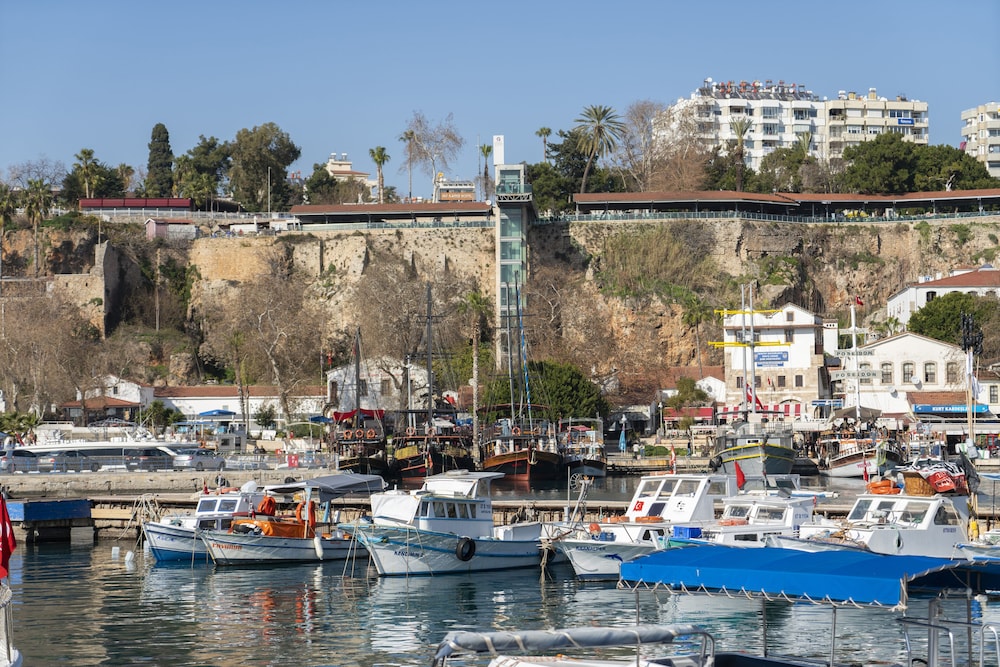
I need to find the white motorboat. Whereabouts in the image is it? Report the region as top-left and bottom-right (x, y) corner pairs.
(549, 473), (737, 581)
(201, 473), (384, 565)
(680, 494), (817, 547)
(142, 482), (266, 562)
(343, 470), (547, 576)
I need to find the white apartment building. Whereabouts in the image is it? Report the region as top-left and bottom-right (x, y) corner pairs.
(886, 264), (1000, 328)
(660, 78), (929, 172)
(961, 102), (1000, 179)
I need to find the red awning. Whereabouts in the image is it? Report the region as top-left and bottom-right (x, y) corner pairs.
(662, 407), (715, 421)
(716, 403), (806, 419)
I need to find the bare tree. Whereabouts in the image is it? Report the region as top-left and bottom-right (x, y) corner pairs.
(399, 112), (465, 196)
(649, 104), (711, 191)
(610, 100), (668, 191)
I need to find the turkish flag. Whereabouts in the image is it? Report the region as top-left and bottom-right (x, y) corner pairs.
(734, 460), (746, 490)
(855, 296), (864, 306)
(0, 495), (16, 578)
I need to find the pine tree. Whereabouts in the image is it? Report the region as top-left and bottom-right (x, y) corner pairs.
(146, 123), (174, 198)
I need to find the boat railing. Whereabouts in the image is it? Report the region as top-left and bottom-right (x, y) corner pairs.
(0, 583), (13, 666)
(898, 613), (1000, 667)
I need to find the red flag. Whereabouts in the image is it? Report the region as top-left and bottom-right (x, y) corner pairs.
(0, 495), (16, 578)
(862, 458), (870, 483)
(734, 460), (746, 490)
(855, 296), (864, 306)
(745, 383), (763, 410)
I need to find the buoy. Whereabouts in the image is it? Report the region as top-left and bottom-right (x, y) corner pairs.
(313, 535), (325, 560)
(111, 546), (121, 559)
(125, 551), (135, 562)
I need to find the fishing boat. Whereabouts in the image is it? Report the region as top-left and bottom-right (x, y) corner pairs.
(201, 473), (384, 564)
(142, 481), (266, 562)
(768, 460), (974, 557)
(327, 329), (395, 479)
(817, 432), (907, 478)
(618, 543), (1000, 667)
(548, 473), (737, 581)
(709, 418), (796, 477)
(479, 418), (563, 481)
(674, 493), (817, 547)
(343, 470), (547, 576)
(558, 419), (606, 478)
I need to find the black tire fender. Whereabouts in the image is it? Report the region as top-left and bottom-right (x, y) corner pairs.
(455, 536), (476, 561)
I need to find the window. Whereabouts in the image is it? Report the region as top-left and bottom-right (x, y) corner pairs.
(923, 362), (936, 384)
(991, 385), (998, 403)
(881, 363), (893, 385)
(902, 362), (915, 383)
(380, 379), (391, 395)
(786, 311), (794, 322)
(358, 379), (368, 397)
(754, 376), (761, 388)
(794, 375), (803, 388)
(946, 362), (959, 384)
(860, 362), (872, 385)
(777, 376), (786, 388)
(784, 328), (794, 343)
(736, 376), (744, 388)
(926, 291), (936, 303)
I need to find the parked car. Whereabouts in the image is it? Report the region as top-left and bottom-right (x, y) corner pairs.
(172, 448), (226, 471)
(37, 450), (101, 473)
(0, 448), (38, 472)
(125, 447), (174, 471)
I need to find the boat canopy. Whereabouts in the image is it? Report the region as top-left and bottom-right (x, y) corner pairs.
(432, 623), (703, 664)
(264, 473), (385, 503)
(618, 543), (1000, 610)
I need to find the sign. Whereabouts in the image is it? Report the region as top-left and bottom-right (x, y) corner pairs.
(835, 349), (874, 356)
(897, 118), (914, 125)
(811, 399), (844, 407)
(754, 351), (788, 367)
(830, 369), (879, 380)
(913, 404), (989, 414)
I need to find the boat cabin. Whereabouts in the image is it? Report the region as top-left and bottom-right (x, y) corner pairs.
(624, 474), (736, 522)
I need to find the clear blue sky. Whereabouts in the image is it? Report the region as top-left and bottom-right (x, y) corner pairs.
(2, 0), (997, 200)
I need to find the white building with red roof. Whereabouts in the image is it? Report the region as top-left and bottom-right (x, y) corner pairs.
(887, 264), (1000, 327)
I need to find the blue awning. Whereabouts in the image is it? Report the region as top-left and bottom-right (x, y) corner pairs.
(198, 409), (237, 417)
(618, 544), (1000, 609)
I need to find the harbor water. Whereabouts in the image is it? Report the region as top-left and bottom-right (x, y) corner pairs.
(10, 474), (1000, 666)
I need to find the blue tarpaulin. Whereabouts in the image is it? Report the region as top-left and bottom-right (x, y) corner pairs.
(619, 544), (1000, 608)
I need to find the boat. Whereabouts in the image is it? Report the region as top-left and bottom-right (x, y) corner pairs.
(549, 473), (737, 581)
(432, 623), (745, 667)
(201, 473), (385, 564)
(768, 459), (973, 557)
(817, 432), (907, 478)
(342, 470), (548, 576)
(558, 419), (606, 478)
(142, 481), (266, 562)
(392, 285), (476, 479)
(0, 496), (22, 667)
(479, 418), (563, 481)
(708, 418), (796, 477)
(618, 543), (1000, 667)
(327, 329), (395, 479)
(674, 493), (818, 547)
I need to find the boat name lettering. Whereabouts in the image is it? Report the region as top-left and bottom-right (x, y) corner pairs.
(214, 543), (243, 550)
(393, 549), (424, 558)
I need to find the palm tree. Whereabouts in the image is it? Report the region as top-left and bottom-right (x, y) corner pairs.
(24, 179), (50, 278)
(573, 105), (625, 194)
(369, 146), (390, 204)
(479, 143), (493, 200)
(729, 117), (752, 192)
(457, 289), (492, 460)
(399, 130), (416, 202)
(74, 148), (97, 199)
(681, 294), (712, 379)
(0, 183), (15, 289)
(116, 163), (135, 194)
(535, 127), (551, 162)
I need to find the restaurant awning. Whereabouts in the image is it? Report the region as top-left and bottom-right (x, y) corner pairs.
(716, 403), (807, 420)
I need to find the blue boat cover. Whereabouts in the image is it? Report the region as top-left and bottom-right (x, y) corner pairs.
(618, 544), (1000, 608)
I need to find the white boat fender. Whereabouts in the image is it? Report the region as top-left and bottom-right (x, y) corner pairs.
(124, 551), (135, 562)
(456, 537), (476, 561)
(314, 535), (325, 560)
(111, 546), (121, 559)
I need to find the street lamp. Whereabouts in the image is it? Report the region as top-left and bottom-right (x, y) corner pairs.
(658, 402), (664, 437)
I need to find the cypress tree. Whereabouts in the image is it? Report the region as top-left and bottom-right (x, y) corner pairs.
(146, 123), (174, 197)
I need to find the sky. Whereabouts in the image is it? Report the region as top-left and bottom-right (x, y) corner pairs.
(2, 1), (998, 200)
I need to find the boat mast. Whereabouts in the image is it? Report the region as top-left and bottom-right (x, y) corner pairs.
(353, 327), (362, 429)
(426, 283), (434, 435)
(516, 281), (534, 428)
(504, 282), (516, 425)
(850, 302), (861, 434)
(748, 284), (757, 416)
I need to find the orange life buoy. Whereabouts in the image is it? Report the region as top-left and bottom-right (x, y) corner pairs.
(512, 427), (521, 436)
(406, 427), (416, 436)
(634, 516), (662, 523)
(589, 522), (601, 534)
(870, 484), (901, 495)
(366, 429), (376, 439)
(295, 502), (305, 522)
(295, 501), (317, 524)
(607, 516), (622, 523)
(355, 429), (365, 439)
(256, 496), (277, 515)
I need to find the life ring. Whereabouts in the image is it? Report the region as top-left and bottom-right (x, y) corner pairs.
(366, 429), (376, 439)
(355, 429), (365, 439)
(256, 497), (277, 515)
(406, 427), (416, 436)
(588, 522), (601, 534)
(607, 516), (622, 523)
(719, 518), (749, 526)
(295, 501), (317, 525)
(511, 427), (521, 436)
(634, 516), (662, 523)
(455, 536), (476, 561)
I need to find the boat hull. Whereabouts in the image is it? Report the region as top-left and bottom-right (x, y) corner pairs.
(481, 450), (563, 481)
(717, 443), (795, 477)
(555, 538), (657, 581)
(349, 525), (543, 576)
(144, 521), (208, 562)
(202, 530), (359, 564)
(566, 458), (607, 478)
